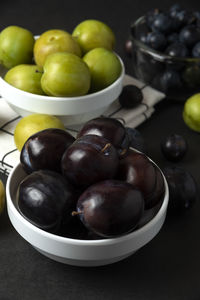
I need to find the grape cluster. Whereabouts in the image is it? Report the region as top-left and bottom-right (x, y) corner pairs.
(131, 4), (200, 100)
(138, 4), (200, 57)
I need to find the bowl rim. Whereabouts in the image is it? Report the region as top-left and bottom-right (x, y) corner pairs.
(130, 15), (200, 63)
(0, 54), (125, 102)
(6, 160), (169, 247)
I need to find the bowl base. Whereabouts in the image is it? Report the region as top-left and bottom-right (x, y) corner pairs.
(34, 246), (136, 267)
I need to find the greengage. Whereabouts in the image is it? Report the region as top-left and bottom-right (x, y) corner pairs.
(0, 25), (34, 69)
(34, 29), (82, 67)
(41, 52), (91, 96)
(72, 19), (115, 54)
(4, 64), (44, 95)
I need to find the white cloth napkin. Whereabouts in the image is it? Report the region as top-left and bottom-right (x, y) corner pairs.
(0, 74), (165, 175)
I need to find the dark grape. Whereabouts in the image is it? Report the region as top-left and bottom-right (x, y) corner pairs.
(146, 31), (167, 51)
(145, 8), (161, 28)
(165, 42), (189, 57)
(179, 25), (200, 48)
(151, 13), (173, 34)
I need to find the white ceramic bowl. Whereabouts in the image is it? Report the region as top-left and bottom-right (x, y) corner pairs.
(6, 162), (169, 267)
(0, 56), (125, 127)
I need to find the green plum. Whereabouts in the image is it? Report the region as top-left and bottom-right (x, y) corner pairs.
(72, 19), (115, 54)
(34, 29), (82, 67)
(4, 64), (45, 95)
(83, 47), (122, 92)
(0, 25), (34, 69)
(183, 93), (200, 132)
(14, 113), (65, 151)
(41, 52), (91, 97)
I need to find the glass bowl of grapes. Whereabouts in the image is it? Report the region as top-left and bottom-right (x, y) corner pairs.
(130, 4), (200, 101)
(6, 116), (169, 267)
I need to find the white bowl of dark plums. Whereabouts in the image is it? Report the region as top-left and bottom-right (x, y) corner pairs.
(6, 117), (169, 267)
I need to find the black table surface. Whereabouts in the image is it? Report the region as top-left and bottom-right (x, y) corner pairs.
(1, 0), (200, 299)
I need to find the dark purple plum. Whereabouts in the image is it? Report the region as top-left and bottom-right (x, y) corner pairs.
(119, 85), (143, 109)
(116, 148), (161, 209)
(77, 117), (130, 156)
(161, 133), (188, 162)
(17, 170), (77, 231)
(20, 128), (75, 174)
(73, 179), (144, 238)
(61, 134), (119, 187)
(162, 166), (198, 214)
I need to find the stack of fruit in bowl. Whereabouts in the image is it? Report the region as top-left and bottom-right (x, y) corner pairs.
(130, 4), (200, 101)
(6, 116), (168, 266)
(0, 20), (124, 126)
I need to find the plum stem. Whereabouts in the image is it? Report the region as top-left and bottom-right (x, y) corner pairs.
(71, 210), (83, 216)
(101, 143), (111, 153)
(120, 148), (127, 156)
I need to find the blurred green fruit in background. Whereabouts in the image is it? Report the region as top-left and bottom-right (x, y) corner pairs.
(183, 93), (200, 132)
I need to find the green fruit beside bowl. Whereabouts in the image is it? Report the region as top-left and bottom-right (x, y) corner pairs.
(183, 93), (200, 132)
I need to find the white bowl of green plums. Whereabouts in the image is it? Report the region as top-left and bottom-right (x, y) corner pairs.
(0, 21), (124, 126)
